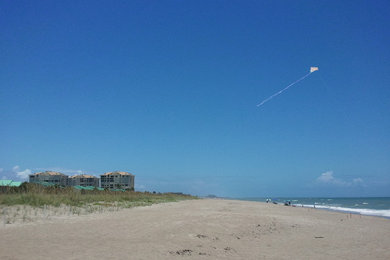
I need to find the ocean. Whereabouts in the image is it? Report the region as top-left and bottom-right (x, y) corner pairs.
(238, 197), (390, 218)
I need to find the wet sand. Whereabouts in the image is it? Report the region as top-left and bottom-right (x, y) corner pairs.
(1, 199), (389, 259)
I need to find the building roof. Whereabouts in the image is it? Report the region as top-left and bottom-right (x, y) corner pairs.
(0, 180), (13, 186)
(101, 171), (134, 176)
(9, 181), (22, 187)
(70, 174), (98, 179)
(30, 171), (67, 176)
(0, 180), (22, 187)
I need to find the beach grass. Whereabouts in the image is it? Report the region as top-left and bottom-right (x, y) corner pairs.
(0, 183), (196, 208)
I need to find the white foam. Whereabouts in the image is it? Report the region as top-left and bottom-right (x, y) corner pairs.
(296, 204), (390, 218)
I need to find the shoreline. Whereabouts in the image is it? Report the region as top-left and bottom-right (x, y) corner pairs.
(229, 197), (390, 219)
(1, 199), (389, 259)
(299, 205), (390, 219)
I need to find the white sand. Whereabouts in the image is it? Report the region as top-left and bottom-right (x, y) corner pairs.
(1, 199), (389, 259)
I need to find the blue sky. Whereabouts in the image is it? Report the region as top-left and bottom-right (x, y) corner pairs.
(1, 0), (389, 197)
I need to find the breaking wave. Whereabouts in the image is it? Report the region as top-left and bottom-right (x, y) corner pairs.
(297, 204), (390, 218)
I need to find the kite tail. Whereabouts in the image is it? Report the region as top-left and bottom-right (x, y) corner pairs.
(256, 71), (313, 107)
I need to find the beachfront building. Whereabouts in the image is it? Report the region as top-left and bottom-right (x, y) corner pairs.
(100, 171), (135, 190)
(29, 171), (69, 186)
(69, 174), (99, 187)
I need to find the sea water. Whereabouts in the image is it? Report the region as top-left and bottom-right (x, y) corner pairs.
(239, 197), (390, 218)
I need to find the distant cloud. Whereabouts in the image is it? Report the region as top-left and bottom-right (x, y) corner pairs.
(352, 178), (364, 185)
(317, 171), (336, 183)
(316, 171), (364, 187)
(0, 167), (11, 179)
(1, 169), (6, 180)
(1, 166), (90, 181)
(12, 165), (32, 180)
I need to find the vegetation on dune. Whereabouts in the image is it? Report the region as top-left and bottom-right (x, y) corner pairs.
(0, 183), (196, 208)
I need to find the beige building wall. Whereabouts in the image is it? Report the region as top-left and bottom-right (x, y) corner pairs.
(29, 171), (69, 186)
(100, 171), (135, 190)
(69, 175), (99, 187)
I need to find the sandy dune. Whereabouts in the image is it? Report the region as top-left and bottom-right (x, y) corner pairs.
(1, 199), (389, 259)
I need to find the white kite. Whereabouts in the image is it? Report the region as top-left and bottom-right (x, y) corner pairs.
(256, 67), (319, 107)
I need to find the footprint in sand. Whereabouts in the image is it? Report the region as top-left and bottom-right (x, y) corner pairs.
(196, 234), (219, 241)
(169, 249), (193, 256)
(224, 247), (237, 253)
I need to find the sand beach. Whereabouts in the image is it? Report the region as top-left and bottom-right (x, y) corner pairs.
(0, 199), (389, 259)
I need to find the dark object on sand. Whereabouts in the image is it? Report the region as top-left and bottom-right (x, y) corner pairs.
(273, 201), (278, 205)
(284, 201), (291, 206)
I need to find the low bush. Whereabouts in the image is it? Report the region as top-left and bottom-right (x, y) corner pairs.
(0, 183), (196, 208)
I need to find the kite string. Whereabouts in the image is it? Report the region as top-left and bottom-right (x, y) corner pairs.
(256, 72), (313, 107)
